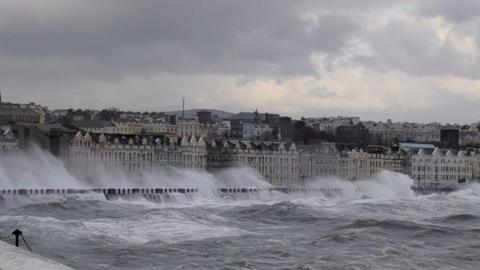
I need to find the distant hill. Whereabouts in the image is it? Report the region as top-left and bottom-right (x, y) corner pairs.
(163, 109), (235, 119)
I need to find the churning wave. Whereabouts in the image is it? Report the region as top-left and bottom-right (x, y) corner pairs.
(439, 213), (480, 222)
(339, 218), (461, 237)
(2, 151), (480, 269)
(2, 181), (480, 269)
(236, 201), (324, 225)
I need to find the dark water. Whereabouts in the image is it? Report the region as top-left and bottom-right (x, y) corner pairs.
(2, 178), (480, 269)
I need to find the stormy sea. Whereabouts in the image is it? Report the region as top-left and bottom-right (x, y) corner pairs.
(1, 150), (480, 270)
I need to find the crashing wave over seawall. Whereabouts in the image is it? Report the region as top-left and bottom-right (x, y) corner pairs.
(1, 152), (480, 269)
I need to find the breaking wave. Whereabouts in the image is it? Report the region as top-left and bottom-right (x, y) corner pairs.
(2, 150), (480, 269)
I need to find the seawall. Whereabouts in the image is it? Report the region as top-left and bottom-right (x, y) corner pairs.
(0, 240), (74, 270)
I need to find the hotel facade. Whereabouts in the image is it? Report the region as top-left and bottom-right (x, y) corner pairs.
(68, 132), (478, 188)
(411, 148), (473, 189)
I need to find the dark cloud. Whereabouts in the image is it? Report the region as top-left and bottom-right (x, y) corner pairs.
(353, 6), (480, 79)
(356, 16), (480, 79)
(0, 0), (359, 79)
(416, 0), (480, 23)
(0, 0), (480, 123)
(3, 0), (478, 82)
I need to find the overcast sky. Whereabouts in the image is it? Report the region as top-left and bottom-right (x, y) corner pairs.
(1, 0), (480, 123)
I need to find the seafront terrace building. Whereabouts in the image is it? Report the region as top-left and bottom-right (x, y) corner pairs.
(472, 151), (480, 181)
(68, 132), (300, 186)
(205, 139), (299, 186)
(69, 131), (434, 186)
(0, 127), (19, 156)
(411, 148), (473, 189)
(69, 132), (206, 179)
(297, 143), (338, 180)
(336, 146), (410, 180)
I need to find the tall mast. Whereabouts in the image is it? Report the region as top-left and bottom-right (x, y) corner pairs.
(182, 97), (185, 118)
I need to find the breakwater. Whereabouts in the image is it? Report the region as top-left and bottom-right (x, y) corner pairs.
(0, 187), (342, 204)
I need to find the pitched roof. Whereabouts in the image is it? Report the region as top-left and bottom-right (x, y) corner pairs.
(73, 120), (115, 128)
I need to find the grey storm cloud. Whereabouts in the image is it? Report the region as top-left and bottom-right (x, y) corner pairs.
(337, 0), (480, 80)
(416, 0), (480, 23)
(0, 0), (359, 79)
(2, 0), (479, 82)
(1, 0), (480, 123)
(356, 15), (480, 79)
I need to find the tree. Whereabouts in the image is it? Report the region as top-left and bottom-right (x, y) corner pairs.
(293, 121), (334, 144)
(95, 107), (121, 121)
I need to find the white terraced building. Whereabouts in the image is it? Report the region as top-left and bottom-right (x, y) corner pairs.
(0, 127), (19, 156)
(69, 132), (207, 179)
(205, 140), (300, 186)
(297, 143), (338, 180)
(411, 148), (473, 189)
(72, 132), (448, 187)
(336, 147), (410, 180)
(472, 151), (480, 181)
(68, 132), (301, 186)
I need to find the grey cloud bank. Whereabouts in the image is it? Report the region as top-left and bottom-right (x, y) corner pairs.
(0, 0), (480, 123)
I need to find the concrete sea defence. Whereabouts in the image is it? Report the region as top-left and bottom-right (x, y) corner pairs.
(0, 240), (74, 270)
(0, 187), (342, 203)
